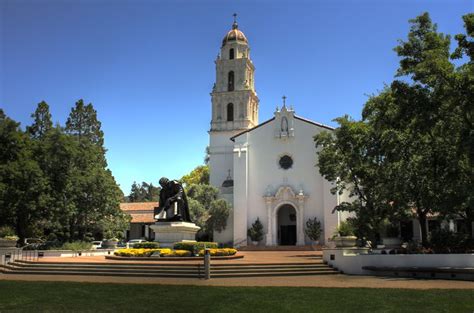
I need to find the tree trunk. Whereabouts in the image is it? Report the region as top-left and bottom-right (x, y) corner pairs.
(418, 212), (428, 247)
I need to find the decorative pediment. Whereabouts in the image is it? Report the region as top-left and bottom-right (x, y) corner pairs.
(264, 185), (307, 204)
(273, 97), (295, 139)
(275, 186), (296, 200)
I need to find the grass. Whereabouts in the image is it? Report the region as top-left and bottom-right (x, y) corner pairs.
(0, 281), (472, 312)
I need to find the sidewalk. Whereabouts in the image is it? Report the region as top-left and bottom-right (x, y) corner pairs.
(1, 272), (473, 289)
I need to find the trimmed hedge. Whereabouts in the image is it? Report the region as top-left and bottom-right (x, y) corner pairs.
(132, 242), (160, 249)
(173, 242), (218, 252)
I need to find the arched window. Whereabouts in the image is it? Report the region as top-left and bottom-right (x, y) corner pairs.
(227, 103), (234, 121)
(229, 48), (234, 60)
(228, 71), (234, 91)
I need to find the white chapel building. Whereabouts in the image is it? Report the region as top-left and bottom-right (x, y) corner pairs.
(208, 18), (345, 247)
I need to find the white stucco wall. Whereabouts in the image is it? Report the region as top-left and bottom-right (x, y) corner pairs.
(209, 131), (238, 188)
(323, 248), (474, 275)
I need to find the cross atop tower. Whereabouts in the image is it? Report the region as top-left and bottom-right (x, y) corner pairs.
(282, 95), (287, 108)
(232, 13), (238, 29)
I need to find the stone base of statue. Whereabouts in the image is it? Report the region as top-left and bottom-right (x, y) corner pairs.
(149, 221), (201, 248)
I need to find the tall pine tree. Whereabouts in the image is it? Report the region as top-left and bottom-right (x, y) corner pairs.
(26, 101), (53, 139)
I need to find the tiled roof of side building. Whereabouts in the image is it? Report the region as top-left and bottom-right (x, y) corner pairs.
(129, 213), (155, 224)
(120, 202), (157, 212)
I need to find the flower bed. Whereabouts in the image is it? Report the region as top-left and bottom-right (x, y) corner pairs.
(162, 250), (192, 257)
(199, 248), (237, 256)
(114, 248), (171, 257)
(113, 247), (237, 258)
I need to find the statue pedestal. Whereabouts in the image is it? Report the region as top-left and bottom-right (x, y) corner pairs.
(149, 221), (201, 248)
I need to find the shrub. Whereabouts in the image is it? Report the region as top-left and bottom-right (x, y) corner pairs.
(132, 242), (160, 249)
(60, 241), (93, 251)
(114, 248), (172, 257)
(0, 226), (16, 238)
(334, 221), (355, 237)
(3, 235), (19, 241)
(429, 228), (474, 254)
(173, 242), (218, 252)
(305, 217), (322, 242)
(198, 248), (237, 257)
(247, 218), (264, 242)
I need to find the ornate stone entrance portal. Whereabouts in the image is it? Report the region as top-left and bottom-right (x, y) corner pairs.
(264, 186), (307, 246)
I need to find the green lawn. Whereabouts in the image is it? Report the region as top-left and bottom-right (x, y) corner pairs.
(0, 281), (472, 312)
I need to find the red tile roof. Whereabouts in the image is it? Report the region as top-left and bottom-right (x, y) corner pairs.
(120, 202), (157, 212)
(130, 214), (155, 224)
(120, 202), (156, 224)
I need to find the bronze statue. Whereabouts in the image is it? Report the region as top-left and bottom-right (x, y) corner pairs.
(154, 177), (191, 222)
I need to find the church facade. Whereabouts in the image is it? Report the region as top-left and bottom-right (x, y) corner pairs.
(208, 19), (345, 247)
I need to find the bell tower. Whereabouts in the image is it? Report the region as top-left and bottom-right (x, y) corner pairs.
(209, 15), (259, 187)
(210, 14), (259, 131)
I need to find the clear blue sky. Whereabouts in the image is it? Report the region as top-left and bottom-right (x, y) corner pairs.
(1, 0), (471, 194)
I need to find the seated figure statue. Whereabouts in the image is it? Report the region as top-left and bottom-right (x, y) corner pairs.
(154, 177), (192, 222)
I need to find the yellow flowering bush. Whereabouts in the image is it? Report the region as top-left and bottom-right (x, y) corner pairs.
(114, 247), (237, 257)
(198, 248), (237, 256)
(114, 248), (171, 257)
(161, 249), (192, 257)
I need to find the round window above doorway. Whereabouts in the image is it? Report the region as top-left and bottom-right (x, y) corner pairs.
(279, 155), (293, 170)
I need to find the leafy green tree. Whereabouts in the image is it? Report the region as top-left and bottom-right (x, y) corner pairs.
(26, 101), (53, 139)
(141, 182), (160, 201)
(127, 181), (160, 202)
(207, 199), (230, 233)
(0, 100), (129, 243)
(450, 13), (474, 237)
(182, 171), (230, 240)
(188, 198), (209, 238)
(368, 12), (472, 245)
(180, 165), (209, 186)
(186, 183), (219, 208)
(0, 110), (49, 240)
(65, 99), (106, 165)
(316, 13), (473, 246)
(34, 126), (78, 241)
(315, 116), (404, 244)
(128, 182), (142, 202)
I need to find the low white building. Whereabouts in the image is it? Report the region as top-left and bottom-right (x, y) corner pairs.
(209, 18), (347, 247)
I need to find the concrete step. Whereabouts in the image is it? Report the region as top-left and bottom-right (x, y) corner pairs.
(210, 267), (335, 274)
(5, 264), (200, 274)
(10, 262), (200, 271)
(211, 264), (328, 270)
(212, 270), (340, 278)
(2, 267), (339, 278)
(1, 268), (200, 278)
(8, 262), (330, 273)
(11, 261), (325, 269)
(7, 265), (332, 274)
(14, 260), (198, 267)
(210, 261), (324, 267)
(5, 260), (339, 278)
(239, 245), (319, 251)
